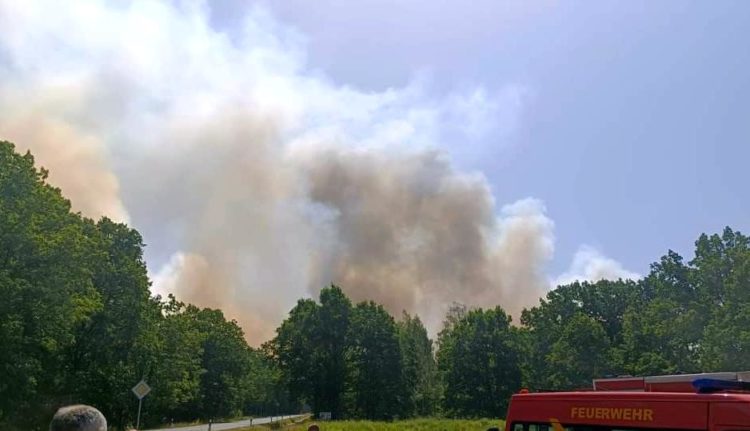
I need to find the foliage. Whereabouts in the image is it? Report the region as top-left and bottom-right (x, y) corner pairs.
(397, 312), (440, 418)
(345, 301), (403, 420)
(270, 288), (406, 420)
(269, 286), (353, 419)
(437, 307), (521, 418)
(519, 279), (640, 390)
(0, 141), (109, 429)
(520, 227), (750, 391)
(547, 313), (611, 388)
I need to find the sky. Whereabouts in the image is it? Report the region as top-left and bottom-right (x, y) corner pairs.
(1, 0), (748, 343)
(237, 0), (750, 275)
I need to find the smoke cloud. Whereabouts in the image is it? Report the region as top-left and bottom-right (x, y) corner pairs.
(297, 148), (554, 330)
(0, 1), (631, 343)
(553, 245), (640, 287)
(0, 97), (130, 222)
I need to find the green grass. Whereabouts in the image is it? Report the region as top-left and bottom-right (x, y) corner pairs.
(236, 416), (310, 430)
(242, 418), (504, 431)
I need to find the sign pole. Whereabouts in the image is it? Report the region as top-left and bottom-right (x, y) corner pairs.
(131, 379), (151, 430)
(136, 398), (143, 430)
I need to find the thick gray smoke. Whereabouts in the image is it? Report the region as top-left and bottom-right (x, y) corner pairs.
(0, 1), (633, 344)
(298, 147), (553, 330)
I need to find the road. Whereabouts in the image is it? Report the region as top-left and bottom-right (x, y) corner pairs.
(145, 414), (306, 431)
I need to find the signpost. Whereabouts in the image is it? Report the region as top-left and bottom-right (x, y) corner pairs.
(132, 380), (151, 430)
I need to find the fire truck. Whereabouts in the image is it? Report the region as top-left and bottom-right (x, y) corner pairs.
(500, 372), (750, 431)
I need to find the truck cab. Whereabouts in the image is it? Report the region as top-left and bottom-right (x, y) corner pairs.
(503, 372), (750, 431)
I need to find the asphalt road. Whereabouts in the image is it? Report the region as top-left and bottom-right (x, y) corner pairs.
(145, 414), (306, 431)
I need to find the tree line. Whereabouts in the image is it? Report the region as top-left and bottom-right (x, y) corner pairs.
(1, 142), (292, 430)
(2, 140), (750, 429)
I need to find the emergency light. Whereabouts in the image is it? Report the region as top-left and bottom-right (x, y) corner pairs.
(693, 378), (750, 393)
(594, 371), (750, 392)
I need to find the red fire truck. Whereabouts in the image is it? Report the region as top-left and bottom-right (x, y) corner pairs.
(502, 372), (750, 431)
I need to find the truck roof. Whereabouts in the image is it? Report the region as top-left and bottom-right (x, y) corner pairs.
(593, 371), (750, 392)
(512, 391), (750, 402)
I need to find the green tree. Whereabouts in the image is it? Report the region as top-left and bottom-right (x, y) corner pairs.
(316, 286), (351, 419)
(345, 301), (403, 420)
(64, 219), (162, 429)
(145, 299), (272, 426)
(701, 307), (750, 371)
(614, 250), (702, 375)
(192, 308), (251, 420)
(271, 285), (351, 418)
(520, 279), (638, 389)
(617, 298), (700, 375)
(243, 347), (296, 417)
(698, 229), (750, 370)
(397, 312), (440, 417)
(146, 297), (205, 425)
(271, 298), (320, 411)
(437, 307), (521, 418)
(692, 228), (748, 308)
(547, 313), (611, 389)
(0, 142), (102, 430)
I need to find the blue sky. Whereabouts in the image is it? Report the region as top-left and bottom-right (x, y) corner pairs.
(221, 0), (750, 275)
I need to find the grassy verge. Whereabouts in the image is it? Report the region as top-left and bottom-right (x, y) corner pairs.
(236, 415), (310, 430)
(241, 418), (504, 430)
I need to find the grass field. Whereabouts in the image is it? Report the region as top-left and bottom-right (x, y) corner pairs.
(241, 418), (504, 431)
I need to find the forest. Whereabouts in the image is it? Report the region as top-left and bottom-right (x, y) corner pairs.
(2, 139), (749, 430)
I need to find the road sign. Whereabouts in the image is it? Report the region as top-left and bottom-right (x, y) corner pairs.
(132, 380), (151, 430)
(132, 380), (151, 400)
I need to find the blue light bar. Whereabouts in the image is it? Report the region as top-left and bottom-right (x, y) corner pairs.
(693, 378), (750, 393)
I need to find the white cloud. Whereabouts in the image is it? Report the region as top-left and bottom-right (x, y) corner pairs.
(446, 85), (530, 140)
(553, 245), (640, 287)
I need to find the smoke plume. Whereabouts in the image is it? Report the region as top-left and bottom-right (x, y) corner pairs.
(552, 245), (640, 287)
(0, 1), (632, 343)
